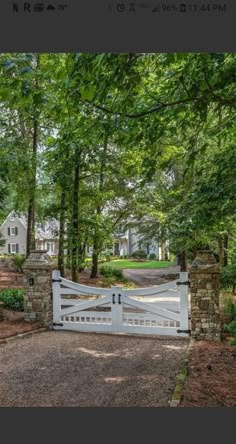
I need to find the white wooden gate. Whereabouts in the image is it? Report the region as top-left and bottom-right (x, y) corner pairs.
(52, 270), (190, 337)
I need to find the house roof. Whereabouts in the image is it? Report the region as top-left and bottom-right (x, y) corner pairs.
(36, 219), (59, 240)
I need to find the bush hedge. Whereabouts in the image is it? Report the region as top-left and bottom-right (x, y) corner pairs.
(223, 296), (236, 345)
(220, 264), (236, 292)
(99, 265), (124, 280)
(132, 250), (147, 260)
(0, 288), (24, 311)
(149, 253), (157, 260)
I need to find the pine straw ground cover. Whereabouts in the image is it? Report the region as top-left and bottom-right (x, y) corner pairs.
(0, 310), (42, 340)
(179, 338), (236, 407)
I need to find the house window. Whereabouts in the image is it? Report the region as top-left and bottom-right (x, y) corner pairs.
(138, 240), (142, 249)
(8, 244), (19, 254)
(46, 242), (54, 254)
(8, 227), (18, 236)
(146, 242), (150, 255)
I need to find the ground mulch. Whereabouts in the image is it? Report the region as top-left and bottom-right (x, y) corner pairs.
(0, 268), (23, 289)
(0, 310), (42, 340)
(179, 337), (236, 407)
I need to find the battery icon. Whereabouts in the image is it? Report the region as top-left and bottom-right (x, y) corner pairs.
(180, 4), (186, 12)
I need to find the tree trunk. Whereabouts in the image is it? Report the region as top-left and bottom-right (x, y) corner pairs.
(218, 235), (224, 267)
(26, 54), (40, 257)
(90, 235), (99, 278)
(179, 251), (187, 272)
(161, 241), (167, 261)
(71, 148), (80, 282)
(26, 118), (38, 256)
(58, 189), (66, 277)
(66, 243), (71, 270)
(26, 197), (34, 256)
(163, 241), (168, 260)
(78, 239), (87, 271)
(223, 234), (228, 267)
(90, 134), (108, 278)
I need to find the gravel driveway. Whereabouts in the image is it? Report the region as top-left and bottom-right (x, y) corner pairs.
(0, 331), (189, 407)
(123, 266), (180, 286)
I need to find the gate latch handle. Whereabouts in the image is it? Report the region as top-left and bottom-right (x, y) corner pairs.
(118, 294), (121, 304)
(112, 294), (115, 304)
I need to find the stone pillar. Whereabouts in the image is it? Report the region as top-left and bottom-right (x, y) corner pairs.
(22, 250), (54, 327)
(190, 250), (221, 341)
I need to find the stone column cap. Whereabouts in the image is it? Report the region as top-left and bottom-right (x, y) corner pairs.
(22, 250), (54, 270)
(190, 249), (220, 272)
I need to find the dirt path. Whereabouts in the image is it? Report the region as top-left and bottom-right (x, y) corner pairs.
(123, 266), (180, 286)
(0, 331), (189, 407)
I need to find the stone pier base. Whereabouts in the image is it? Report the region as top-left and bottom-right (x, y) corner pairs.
(22, 250), (54, 327)
(190, 250), (221, 341)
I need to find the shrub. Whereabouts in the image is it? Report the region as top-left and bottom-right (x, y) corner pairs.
(11, 254), (26, 272)
(149, 253), (156, 261)
(78, 261), (86, 272)
(220, 264), (236, 292)
(99, 265), (124, 280)
(223, 296), (236, 345)
(224, 320), (236, 346)
(132, 250), (147, 260)
(224, 297), (236, 322)
(0, 288), (24, 311)
(98, 258), (107, 264)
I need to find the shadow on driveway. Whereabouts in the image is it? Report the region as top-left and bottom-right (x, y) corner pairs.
(0, 331), (189, 407)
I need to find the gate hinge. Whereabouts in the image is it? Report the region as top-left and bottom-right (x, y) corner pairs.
(53, 322), (63, 327)
(52, 279), (62, 283)
(176, 281), (190, 286)
(177, 329), (191, 335)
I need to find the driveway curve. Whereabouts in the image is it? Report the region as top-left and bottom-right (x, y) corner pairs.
(0, 331), (188, 407)
(123, 266), (180, 286)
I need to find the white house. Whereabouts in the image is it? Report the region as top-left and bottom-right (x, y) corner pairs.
(0, 211), (168, 260)
(0, 211), (59, 256)
(113, 224), (167, 259)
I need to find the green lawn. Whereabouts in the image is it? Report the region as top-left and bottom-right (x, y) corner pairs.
(99, 260), (174, 269)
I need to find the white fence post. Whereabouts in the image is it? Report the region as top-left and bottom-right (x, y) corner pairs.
(116, 286), (123, 332)
(52, 269), (61, 324)
(111, 286), (118, 332)
(179, 271), (189, 332)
